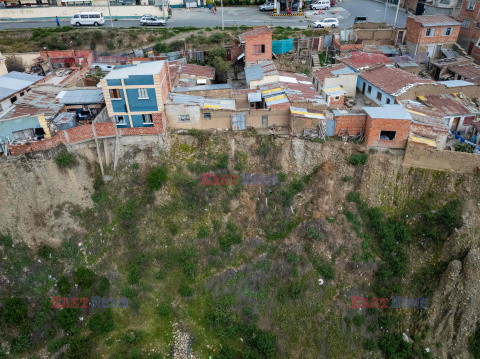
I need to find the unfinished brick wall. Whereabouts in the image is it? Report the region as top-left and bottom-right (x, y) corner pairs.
(8, 113), (164, 156)
(245, 31), (272, 64)
(364, 115), (411, 149)
(334, 114), (367, 136)
(327, 94), (345, 110)
(405, 17), (461, 45)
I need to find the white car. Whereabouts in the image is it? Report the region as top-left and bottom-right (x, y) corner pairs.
(313, 18), (339, 28)
(70, 12), (105, 27)
(259, 2), (275, 11)
(310, 0), (330, 10)
(140, 16), (166, 26)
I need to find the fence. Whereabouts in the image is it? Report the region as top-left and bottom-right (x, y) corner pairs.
(272, 39), (294, 55)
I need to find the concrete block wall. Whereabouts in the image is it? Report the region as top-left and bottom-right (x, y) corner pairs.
(334, 114), (367, 136)
(365, 116), (411, 148)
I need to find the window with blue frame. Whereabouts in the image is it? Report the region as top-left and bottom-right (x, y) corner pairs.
(138, 88), (149, 100)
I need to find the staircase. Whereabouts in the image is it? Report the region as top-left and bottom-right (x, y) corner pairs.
(398, 44), (408, 55)
(311, 52), (321, 69)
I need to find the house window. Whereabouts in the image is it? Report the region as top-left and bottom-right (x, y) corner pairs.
(443, 27), (453, 36)
(379, 131), (396, 140)
(10, 96), (17, 104)
(142, 114), (153, 124)
(179, 115), (190, 122)
(376, 92), (382, 101)
(476, 22), (480, 29)
(334, 96), (340, 100)
(110, 89), (121, 99)
(20, 92), (24, 97)
(204, 112), (211, 120)
(425, 28), (435, 37)
(467, 1), (475, 10)
(386, 98), (391, 104)
(115, 115), (126, 124)
(138, 88), (149, 99)
(367, 85), (372, 94)
(462, 19), (471, 28)
(253, 44), (266, 54)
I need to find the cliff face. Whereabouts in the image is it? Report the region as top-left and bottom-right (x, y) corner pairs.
(1, 134), (479, 358)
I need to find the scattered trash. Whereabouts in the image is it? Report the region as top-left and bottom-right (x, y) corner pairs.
(318, 278), (324, 285)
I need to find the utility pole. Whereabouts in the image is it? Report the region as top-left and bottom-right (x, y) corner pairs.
(221, 0), (224, 30)
(383, 0), (388, 23)
(393, 0), (400, 27)
(107, 0), (113, 28)
(163, 0), (166, 19)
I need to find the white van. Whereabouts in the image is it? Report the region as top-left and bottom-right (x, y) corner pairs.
(310, 0), (330, 10)
(70, 12), (105, 26)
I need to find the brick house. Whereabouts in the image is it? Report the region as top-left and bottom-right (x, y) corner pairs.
(312, 64), (358, 98)
(457, 0), (480, 63)
(405, 15), (461, 58)
(101, 61), (171, 129)
(321, 86), (346, 109)
(357, 65), (436, 105)
(363, 105), (412, 149)
(238, 26), (273, 65)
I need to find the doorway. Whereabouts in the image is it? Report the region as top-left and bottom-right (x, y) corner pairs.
(452, 117), (461, 131)
(262, 115), (268, 129)
(362, 82), (366, 95)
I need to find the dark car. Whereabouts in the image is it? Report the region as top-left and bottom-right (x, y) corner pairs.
(330, 0), (335, 6)
(354, 16), (367, 24)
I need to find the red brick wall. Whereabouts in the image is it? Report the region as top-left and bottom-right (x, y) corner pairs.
(334, 114), (367, 136)
(364, 115), (411, 148)
(405, 17), (461, 44)
(471, 45), (480, 63)
(327, 94), (345, 110)
(245, 32), (272, 64)
(7, 113), (164, 156)
(459, 0), (480, 40)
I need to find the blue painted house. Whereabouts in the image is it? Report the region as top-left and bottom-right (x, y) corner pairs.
(100, 61), (171, 128)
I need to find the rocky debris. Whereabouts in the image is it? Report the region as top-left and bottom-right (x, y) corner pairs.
(172, 327), (196, 359)
(427, 248), (480, 358)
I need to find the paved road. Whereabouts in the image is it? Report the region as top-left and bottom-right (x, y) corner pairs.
(0, 0), (407, 29)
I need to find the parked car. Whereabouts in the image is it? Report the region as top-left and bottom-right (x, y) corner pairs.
(140, 16), (166, 26)
(70, 12), (105, 26)
(310, 0), (330, 10)
(354, 16), (367, 24)
(330, 0), (335, 6)
(291, 1), (301, 11)
(259, 2), (275, 11)
(313, 17), (339, 28)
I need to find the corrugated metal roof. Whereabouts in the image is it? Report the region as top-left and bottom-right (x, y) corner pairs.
(290, 106), (325, 119)
(58, 88), (104, 105)
(363, 105), (412, 120)
(379, 46), (397, 55)
(104, 61), (166, 80)
(438, 80), (475, 87)
(173, 83), (231, 92)
(247, 92), (262, 103)
(442, 49), (460, 58)
(0, 71), (44, 101)
(245, 60), (278, 85)
(330, 67), (356, 76)
(168, 93), (236, 110)
(322, 86), (346, 96)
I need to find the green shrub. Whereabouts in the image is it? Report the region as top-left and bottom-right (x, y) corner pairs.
(147, 166), (168, 190)
(96, 276), (111, 297)
(470, 322), (480, 358)
(0, 233), (13, 247)
(55, 308), (79, 333)
(61, 238), (79, 258)
(363, 338), (377, 351)
(47, 337), (69, 353)
(278, 172), (287, 182)
(64, 336), (91, 358)
(74, 267), (96, 289)
(2, 297), (28, 324)
(88, 309), (114, 334)
(57, 276), (72, 296)
(306, 227), (323, 240)
(310, 256), (335, 280)
(55, 150), (75, 168)
(352, 313), (365, 326)
(157, 303), (171, 316)
(197, 225), (209, 239)
(179, 284), (193, 297)
(348, 153), (369, 166)
(219, 223), (242, 251)
(215, 153), (229, 170)
(121, 287), (137, 298)
(10, 334), (31, 354)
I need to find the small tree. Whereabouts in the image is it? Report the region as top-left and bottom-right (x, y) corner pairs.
(2, 297), (28, 324)
(57, 276), (72, 296)
(211, 57), (230, 84)
(74, 267), (96, 289)
(146, 166), (168, 190)
(5, 56), (25, 73)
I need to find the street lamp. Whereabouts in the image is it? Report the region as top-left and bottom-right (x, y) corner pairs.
(107, 0), (113, 28)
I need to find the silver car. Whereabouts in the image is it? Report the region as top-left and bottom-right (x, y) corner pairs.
(140, 16), (166, 26)
(259, 2), (274, 11)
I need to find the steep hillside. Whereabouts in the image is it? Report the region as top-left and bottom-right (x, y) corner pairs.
(0, 133), (478, 359)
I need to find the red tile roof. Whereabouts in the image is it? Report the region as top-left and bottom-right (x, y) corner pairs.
(312, 64), (350, 82)
(359, 65), (436, 96)
(337, 51), (391, 71)
(238, 26), (272, 43)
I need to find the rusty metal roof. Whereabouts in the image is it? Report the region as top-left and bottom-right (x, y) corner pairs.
(238, 26), (272, 43)
(419, 94), (479, 116)
(409, 15), (461, 27)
